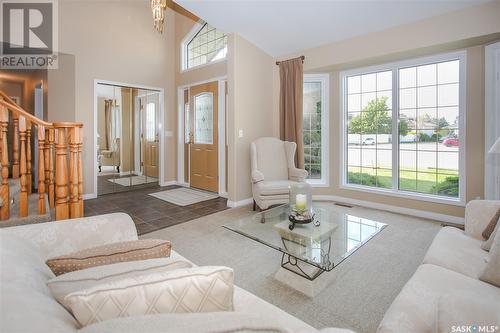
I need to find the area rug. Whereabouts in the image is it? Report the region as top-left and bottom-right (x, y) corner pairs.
(108, 175), (157, 186)
(148, 187), (218, 206)
(141, 203), (441, 333)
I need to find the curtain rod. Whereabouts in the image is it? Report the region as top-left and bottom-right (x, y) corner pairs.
(276, 55), (305, 65)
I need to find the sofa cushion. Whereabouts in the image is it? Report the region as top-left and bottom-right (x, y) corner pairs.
(47, 256), (192, 308)
(479, 225), (500, 287)
(437, 294), (500, 333)
(79, 312), (309, 333)
(255, 180), (300, 196)
(0, 234), (78, 332)
(46, 239), (171, 276)
(377, 264), (500, 333)
(65, 266), (234, 327)
(422, 227), (487, 278)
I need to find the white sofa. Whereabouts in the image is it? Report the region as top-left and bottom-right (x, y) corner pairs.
(377, 200), (500, 333)
(0, 213), (352, 333)
(251, 137), (308, 210)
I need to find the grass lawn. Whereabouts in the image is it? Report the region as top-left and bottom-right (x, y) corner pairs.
(348, 167), (459, 196)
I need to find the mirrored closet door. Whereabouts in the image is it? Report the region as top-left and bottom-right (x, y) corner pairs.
(96, 83), (160, 196)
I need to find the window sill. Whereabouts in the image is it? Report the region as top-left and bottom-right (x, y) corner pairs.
(181, 58), (227, 74)
(306, 179), (329, 188)
(339, 183), (466, 207)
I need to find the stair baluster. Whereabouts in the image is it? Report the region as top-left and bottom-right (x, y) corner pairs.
(48, 128), (55, 209)
(0, 104), (9, 220)
(38, 126), (46, 215)
(55, 126), (69, 220)
(26, 121), (32, 194)
(12, 114), (19, 179)
(18, 116), (28, 217)
(78, 126), (84, 216)
(69, 127), (79, 218)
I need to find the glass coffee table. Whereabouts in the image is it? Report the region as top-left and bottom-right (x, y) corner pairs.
(224, 202), (386, 281)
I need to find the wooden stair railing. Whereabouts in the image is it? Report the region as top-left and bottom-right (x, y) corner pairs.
(0, 90), (84, 221)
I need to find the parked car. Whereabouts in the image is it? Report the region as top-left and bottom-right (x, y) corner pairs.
(362, 138), (376, 145)
(442, 137), (459, 147)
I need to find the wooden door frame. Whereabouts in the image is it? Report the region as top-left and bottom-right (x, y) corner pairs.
(91, 79), (165, 199)
(177, 76), (227, 196)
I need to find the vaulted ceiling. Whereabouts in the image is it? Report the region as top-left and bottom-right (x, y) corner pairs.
(175, 0), (492, 57)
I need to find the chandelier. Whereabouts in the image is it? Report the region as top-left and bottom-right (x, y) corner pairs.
(151, 0), (167, 33)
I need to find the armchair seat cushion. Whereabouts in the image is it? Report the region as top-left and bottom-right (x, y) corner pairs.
(255, 180), (300, 196)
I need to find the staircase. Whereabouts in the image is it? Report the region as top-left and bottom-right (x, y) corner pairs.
(0, 91), (84, 227)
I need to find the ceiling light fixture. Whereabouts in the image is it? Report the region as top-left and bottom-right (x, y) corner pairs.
(151, 0), (167, 33)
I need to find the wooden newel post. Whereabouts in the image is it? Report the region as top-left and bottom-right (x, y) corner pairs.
(12, 114), (19, 179)
(69, 127), (79, 218)
(0, 105), (10, 220)
(55, 127), (69, 220)
(26, 121), (32, 194)
(19, 116), (28, 217)
(38, 126), (46, 215)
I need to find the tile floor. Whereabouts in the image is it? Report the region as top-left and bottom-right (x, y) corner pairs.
(85, 185), (228, 235)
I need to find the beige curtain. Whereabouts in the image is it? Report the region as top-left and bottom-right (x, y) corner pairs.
(279, 57), (304, 168)
(104, 100), (113, 150)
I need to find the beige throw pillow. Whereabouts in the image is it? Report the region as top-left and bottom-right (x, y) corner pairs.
(65, 266), (234, 327)
(479, 225), (500, 287)
(47, 257), (192, 308)
(482, 208), (500, 240)
(46, 239), (171, 276)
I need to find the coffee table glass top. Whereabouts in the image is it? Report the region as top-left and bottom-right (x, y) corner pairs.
(223, 203), (386, 272)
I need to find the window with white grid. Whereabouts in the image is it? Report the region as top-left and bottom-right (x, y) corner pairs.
(303, 74), (329, 186)
(185, 23), (227, 70)
(341, 52), (466, 203)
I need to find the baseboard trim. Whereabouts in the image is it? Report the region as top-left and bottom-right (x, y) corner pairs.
(160, 180), (177, 187)
(313, 195), (464, 225)
(83, 193), (97, 200)
(227, 198), (253, 208)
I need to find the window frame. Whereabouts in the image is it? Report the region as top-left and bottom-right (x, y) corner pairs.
(339, 51), (467, 206)
(181, 22), (227, 72)
(304, 73), (330, 187)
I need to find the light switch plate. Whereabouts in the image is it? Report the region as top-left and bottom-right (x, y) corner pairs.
(165, 130), (173, 137)
(238, 129), (244, 138)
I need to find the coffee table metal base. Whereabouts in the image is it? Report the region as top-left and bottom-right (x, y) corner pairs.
(280, 253), (325, 281)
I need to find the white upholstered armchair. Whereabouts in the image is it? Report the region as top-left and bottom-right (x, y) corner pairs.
(250, 137), (308, 210)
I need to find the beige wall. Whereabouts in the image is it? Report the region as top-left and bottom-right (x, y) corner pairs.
(273, 1), (500, 218)
(227, 34), (276, 201)
(51, 1), (176, 195)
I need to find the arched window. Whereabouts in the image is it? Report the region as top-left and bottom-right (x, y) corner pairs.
(184, 22), (227, 70)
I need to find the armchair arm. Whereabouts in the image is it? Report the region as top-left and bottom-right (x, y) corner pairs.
(464, 200), (500, 240)
(289, 167), (308, 182)
(1, 213), (138, 259)
(251, 170), (265, 183)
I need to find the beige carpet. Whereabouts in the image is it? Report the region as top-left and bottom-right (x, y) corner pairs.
(141, 202), (441, 333)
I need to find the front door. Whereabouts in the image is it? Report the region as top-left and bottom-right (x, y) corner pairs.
(189, 82), (218, 192)
(141, 94), (159, 178)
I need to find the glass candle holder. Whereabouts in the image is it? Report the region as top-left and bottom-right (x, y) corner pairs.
(289, 182), (312, 216)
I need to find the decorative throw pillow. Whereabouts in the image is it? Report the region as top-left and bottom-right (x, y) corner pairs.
(481, 222), (499, 252)
(46, 239), (171, 276)
(479, 225), (500, 287)
(482, 208), (500, 240)
(65, 266), (234, 327)
(47, 257), (192, 307)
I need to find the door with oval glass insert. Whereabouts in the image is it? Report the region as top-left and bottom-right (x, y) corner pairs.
(189, 82), (218, 192)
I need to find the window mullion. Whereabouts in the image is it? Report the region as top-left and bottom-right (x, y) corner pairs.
(392, 68), (399, 190)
